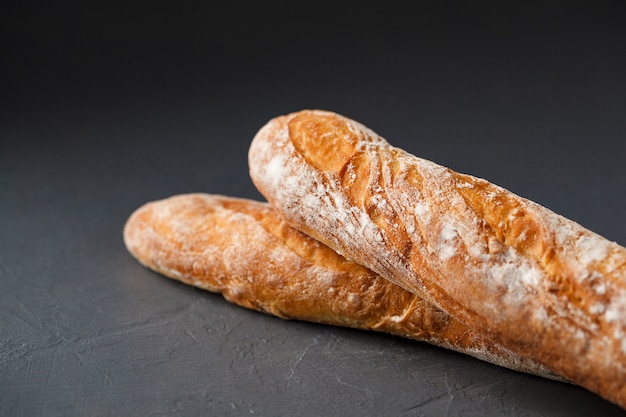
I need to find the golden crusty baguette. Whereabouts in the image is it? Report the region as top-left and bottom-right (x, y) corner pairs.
(123, 193), (565, 380)
(248, 109), (626, 408)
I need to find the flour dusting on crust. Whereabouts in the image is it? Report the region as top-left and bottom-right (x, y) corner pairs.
(248, 109), (626, 408)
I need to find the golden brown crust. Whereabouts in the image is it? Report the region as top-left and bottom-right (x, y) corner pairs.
(248, 109), (626, 408)
(123, 193), (564, 380)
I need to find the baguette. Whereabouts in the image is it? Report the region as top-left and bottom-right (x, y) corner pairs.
(248, 109), (626, 408)
(123, 193), (564, 380)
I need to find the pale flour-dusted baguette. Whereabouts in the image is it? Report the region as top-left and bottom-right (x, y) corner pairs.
(248, 109), (626, 408)
(123, 193), (565, 380)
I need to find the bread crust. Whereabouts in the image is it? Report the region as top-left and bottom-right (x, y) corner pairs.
(123, 193), (564, 380)
(248, 109), (626, 408)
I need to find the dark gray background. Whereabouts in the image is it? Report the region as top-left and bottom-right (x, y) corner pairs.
(2, 2), (626, 416)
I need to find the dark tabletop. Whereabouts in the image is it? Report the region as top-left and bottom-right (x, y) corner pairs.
(2, 3), (626, 416)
